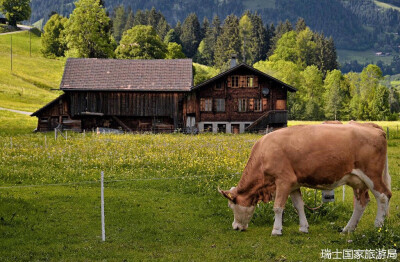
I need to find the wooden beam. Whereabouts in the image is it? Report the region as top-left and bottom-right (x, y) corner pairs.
(111, 116), (132, 132)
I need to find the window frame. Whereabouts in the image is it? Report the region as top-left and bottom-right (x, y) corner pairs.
(254, 99), (262, 112)
(238, 98), (247, 112)
(215, 98), (225, 112)
(231, 76), (239, 88)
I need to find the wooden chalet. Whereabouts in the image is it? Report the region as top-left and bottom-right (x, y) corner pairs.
(32, 57), (296, 133)
(185, 60), (296, 133)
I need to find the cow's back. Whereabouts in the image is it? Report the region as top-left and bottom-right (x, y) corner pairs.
(257, 124), (386, 186)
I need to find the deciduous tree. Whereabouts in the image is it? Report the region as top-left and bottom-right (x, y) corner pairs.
(0, 0), (31, 27)
(115, 25), (167, 59)
(41, 14), (68, 58)
(64, 0), (115, 58)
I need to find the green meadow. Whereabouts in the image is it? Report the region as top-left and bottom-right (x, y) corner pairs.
(1, 29), (399, 261)
(0, 112), (399, 261)
(0, 31), (63, 112)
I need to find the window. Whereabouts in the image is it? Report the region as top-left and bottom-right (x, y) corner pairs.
(238, 99), (247, 112)
(254, 99), (262, 112)
(40, 117), (48, 123)
(231, 76), (239, 88)
(200, 98), (212, 112)
(215, 99), (225, 112)
(215, 82), (223, 90)
(217, 124), (226, 133)
(275, 100), (286, 110)
(247, 76), (254, 87)
(204, 124), (212, 132)
(205, 98), (212, 111)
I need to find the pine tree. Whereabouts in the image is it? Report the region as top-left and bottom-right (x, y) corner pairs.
(250, 13), (268, 63)
(133, 9), (146, 26)
(112, 5), (127, 42)
(164, 29), (181, 44)
(201, 17), (209, 40)
(123, 9), (134, 32)
(214, 14), (241, 69)
(268, 20), (293, 57)
(156, 18), (170, 40)
(295, 18), (307, 32)
(180, 13), (201, 58)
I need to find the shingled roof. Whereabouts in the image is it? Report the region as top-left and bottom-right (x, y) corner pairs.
(60, 58), (193, 92)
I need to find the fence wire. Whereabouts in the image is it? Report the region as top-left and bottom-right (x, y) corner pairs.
(0, 173), (240, 189)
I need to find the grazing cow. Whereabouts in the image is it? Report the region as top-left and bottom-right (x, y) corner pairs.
(219, 122), (391, 235)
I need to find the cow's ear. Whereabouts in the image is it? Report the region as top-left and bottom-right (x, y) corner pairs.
(218, 188), (236, 202)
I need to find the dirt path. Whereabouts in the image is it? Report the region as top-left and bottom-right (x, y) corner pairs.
(0, 25), (32, 35)
(0, 107), (32, 115)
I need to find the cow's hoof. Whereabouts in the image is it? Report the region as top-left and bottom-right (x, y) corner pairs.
(299, 226), (309, 233)
(271, 229), (282, 236)
(374, 220), (384, 228)
(341, 227), (354, 234)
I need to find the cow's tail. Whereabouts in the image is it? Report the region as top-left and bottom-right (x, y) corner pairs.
(383, 152), (391, 216)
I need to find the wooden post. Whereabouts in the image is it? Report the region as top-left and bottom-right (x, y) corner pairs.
(387, 127), (389, 140)
(10, 34), (12, 71)
(101, 171), (105, 242)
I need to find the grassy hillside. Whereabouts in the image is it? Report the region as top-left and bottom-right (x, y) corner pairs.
(337, 49), (394, 65)
(0, 31), (64, 112)
(375, 0), (400, 11)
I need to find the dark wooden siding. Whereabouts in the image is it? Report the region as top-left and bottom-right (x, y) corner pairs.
(68, 91), (186, 118)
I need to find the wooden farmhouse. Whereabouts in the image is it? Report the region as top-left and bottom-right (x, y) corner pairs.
(32, 57), (296, 133)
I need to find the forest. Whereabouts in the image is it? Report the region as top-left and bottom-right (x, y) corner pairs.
(29, 0), (400, 52)
(35, 0), (400, 122)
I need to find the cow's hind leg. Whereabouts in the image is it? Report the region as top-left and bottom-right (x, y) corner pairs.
(342, 188), (370, 233)
(272, 179), (294, 236)
(352, 169), (391, 228)
(290, 189), (309, 233)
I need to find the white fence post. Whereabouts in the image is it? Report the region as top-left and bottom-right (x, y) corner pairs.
(342, 185), (345, 202)
(101, 171), (105, 242)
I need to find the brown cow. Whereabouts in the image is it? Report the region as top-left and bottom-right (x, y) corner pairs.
(219, 123), (391, 235)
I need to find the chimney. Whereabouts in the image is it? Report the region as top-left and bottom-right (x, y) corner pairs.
(230, 54), (237, 68)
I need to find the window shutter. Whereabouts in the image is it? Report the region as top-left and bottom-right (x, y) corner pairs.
(200, 98), (205, 111)
(276, 100), (286, 110)
(254, 76), (258, 87)
(249, 98), (254, 111)
(262, 98), (268, 111)
(239, 76), (245, 87)
(227, 76), (232, 87)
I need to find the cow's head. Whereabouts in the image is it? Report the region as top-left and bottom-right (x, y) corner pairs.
(218, 187), (256, 231)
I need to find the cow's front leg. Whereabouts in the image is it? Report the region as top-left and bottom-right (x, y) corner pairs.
(342, 188), (369, 233)
(290, 189), (309, 233)
(272, 182), (292, 236)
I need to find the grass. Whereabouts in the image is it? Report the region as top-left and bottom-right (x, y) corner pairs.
(375, 0), (400, 12)
(337, 49), (395, 66)
(0, 31), (64, 112)
(243, 0), (275, 10)
(0, 112), (399, 261)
